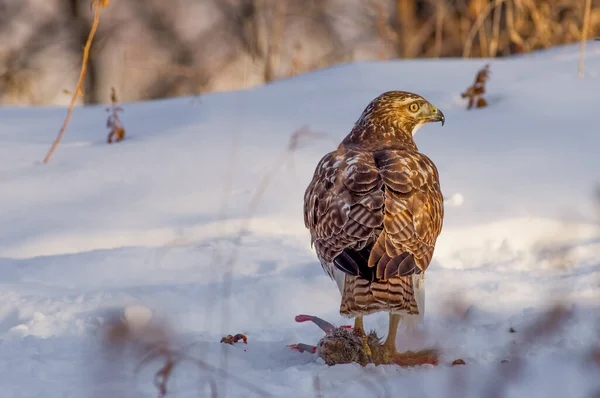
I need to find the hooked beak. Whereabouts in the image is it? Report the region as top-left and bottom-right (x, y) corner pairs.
(431, 106), (445, 126)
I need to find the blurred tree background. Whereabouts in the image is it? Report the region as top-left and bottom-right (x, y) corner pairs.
(1, 0), (598, 105)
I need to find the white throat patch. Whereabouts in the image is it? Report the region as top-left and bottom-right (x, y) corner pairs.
(412, 121), (426, 136)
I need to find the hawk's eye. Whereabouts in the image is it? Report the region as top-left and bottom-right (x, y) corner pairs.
(409, 103), (420, 113)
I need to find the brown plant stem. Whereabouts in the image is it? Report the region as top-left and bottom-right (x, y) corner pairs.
(43, 0), (107, 163)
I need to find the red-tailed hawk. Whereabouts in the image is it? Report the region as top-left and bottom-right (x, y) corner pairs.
(303, 91), (445, 363)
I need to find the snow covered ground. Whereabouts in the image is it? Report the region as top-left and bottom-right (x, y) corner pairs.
(1, 43), (600, 397)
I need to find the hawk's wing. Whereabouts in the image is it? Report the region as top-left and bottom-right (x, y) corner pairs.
(368, 149), (444, 279)
(304, 147), (443, 281)
(303, 149), (384, 279)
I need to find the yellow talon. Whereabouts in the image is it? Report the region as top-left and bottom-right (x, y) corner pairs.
(362, 333), (372, 360)
(354, 316), (373, 365)
(383, 350), (391, 364)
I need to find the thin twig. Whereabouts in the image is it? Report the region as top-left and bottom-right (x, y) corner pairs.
(313, 375), (323, 398)
(579, 0), (593, 78)
(42, 0), (108, 163)
(218, 128), (330, 388)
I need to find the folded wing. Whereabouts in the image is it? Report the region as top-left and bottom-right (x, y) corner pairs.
(304, 147), (443, 281)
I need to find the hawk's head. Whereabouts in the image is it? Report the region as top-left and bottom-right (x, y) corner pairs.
(357, 91), (445, 137)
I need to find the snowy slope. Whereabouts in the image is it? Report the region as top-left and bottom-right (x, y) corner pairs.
(0, 43), (600, 397)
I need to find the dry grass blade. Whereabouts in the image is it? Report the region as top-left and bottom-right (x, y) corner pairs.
(489, 0), (504, 56)
(579, 0), (593, 78)
(463, 0), (508, 58)
(434, 0), (445, 57)
(42, 0), (108, 163)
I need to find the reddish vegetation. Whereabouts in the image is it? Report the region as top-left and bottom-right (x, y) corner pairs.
(461, 64), (490, 109)
(107, 87), (126, 144)
(220, 333), (248, 345)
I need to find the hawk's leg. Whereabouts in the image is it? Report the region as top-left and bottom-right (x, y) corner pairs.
(382, 313), (438, 366)
(382, 313), (402, 363)
(353, 316), (372, 363)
